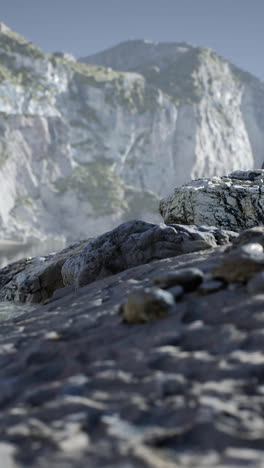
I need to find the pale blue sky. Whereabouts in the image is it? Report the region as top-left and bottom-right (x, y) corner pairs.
(1, 0), (264, 80)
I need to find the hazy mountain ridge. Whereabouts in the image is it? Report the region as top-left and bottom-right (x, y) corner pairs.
(0, 24), (264, 245)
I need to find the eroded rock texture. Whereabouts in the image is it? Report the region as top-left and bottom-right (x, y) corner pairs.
(1, 239), (264, 467)
(62, 220), (236, 288)
(160, 170), (264, 231)
(0, 220), (236, 303)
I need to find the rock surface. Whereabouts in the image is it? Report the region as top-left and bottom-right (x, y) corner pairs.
(160, 170), (264, 231)
(62, 220), (236, 288)
(0, 235), (264, 466)
(1, 28), (264, 244)
(0, 220), (236, 303)
(0, 240), (87, 303)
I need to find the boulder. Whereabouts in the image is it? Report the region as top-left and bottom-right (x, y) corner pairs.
(160, 171), (264, 231)
(62, 220), (237, 288)
(0, 241), (87, 303)
(0, 220), (236, 303)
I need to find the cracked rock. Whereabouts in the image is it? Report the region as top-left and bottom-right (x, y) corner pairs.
(160, 171), (264, 231)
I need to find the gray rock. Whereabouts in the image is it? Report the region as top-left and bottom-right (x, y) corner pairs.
(0, 241), (87, 303)
(62, 221), (234, 288)
(160, 171), (264, 231)
(154, 267), (204, 292)
(228, 170), (264, 181)
(0, 221), (233, 304)
(120, 287), (176, 323)
(213, 243), (264, 283)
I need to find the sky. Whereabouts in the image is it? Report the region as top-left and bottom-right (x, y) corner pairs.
(1, 0), (264, 80)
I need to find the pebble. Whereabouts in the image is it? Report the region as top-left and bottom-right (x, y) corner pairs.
(121, 287), (176, 324)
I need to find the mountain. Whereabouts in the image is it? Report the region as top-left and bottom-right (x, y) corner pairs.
(0, 24), (264, 246)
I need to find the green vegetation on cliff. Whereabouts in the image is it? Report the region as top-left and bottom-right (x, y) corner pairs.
(0, 27), (44, 59)
(53, 161), (126, 216)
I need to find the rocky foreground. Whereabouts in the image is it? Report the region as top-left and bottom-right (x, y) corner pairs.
(1, 210), (264, 466)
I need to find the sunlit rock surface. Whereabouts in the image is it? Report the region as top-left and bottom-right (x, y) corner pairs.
(160, 170), (264, 231)
(0, 29), (264, 244)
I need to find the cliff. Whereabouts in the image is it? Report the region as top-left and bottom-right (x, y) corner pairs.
(0, 26), (264, 245)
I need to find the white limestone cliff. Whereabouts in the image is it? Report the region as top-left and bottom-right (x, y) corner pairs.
(0, 28), (264, 245)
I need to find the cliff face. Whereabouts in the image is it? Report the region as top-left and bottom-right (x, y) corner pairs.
(0, 27), (264, 244)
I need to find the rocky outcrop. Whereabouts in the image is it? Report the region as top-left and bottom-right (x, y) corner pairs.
(0, 240), (87, 303)
(1, 27), (264, 246)
(0, 220), (236, 303)
(62, 220), (236, 288)
(160, 170), (264, 231)
(1, 229), (264, 466)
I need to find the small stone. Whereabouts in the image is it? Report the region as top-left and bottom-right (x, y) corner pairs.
(198, 280), (225, 295)
(213, 243), (264, 283)
(121, 287), (176, 324)
(154, 267), (204, 292)
(247, 272), (264, 294)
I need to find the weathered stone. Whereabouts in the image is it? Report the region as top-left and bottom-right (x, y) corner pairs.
(154, 267), (204, 292)
(160, 172), (264, 231)
(0, 241), (87, 303)
(213, 243), (264, 283)
(62, 221), (235, 288)
(120, 287), (176, 323)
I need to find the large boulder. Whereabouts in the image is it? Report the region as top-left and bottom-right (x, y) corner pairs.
(0, 220), (236, 303)
(160, 170), (264, 231)
(62, 220), (236, 287)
